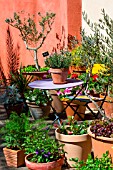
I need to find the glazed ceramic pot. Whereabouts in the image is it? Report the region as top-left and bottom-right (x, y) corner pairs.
(3, 147), (25, 167)
(25, 153), (64, 170)
(55, 128), (92, 167)
(88, 127), (113, 162)
(50, 68), (69, 84)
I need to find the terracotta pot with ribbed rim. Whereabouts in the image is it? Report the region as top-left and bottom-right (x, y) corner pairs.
(3, 147), (25, 167)
(25, 153), (64, 170)
(69, 66), (86, 75)
(88, 127), (113, 162)
(55, 128), (92, 168)
(50, 68), (69, 84)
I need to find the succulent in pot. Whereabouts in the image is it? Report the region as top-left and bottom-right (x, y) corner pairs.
(88, 119), (113, 162)
(0, 84), (24, 117)
(45, 50), (72, 84)
(55, 117), (92, 167)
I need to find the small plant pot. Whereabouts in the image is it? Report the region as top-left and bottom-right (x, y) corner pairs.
(3, 147), (25, 167)
(50, 68), (69, 84)
(55, 128), (92, 167)
(25, 153), (64, 170)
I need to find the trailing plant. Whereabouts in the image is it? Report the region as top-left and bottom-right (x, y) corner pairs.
(70, 151), (113, 169)
(58, 117), (90, 135)
(45, 50), (72, 68)
(5, 11), (56, 71)
(22, 119), (65, 163)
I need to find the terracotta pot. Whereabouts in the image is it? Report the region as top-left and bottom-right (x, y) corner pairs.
(3, 147), (25, 167)
(25, 153), (64, 170)
(100, 94), (113, 118)
(55, 128), (92, 167)
(88, 93), (101, 111)
(4, 102), (24, 118)
(50, 68), (69, 84)
(62, 101), (85, 121)
(69, 66), (86, 75)
(88, 127), (113, 162)
(27, 102), (50, 119)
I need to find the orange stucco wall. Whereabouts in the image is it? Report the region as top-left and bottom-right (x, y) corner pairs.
(0, 0), (81, 79)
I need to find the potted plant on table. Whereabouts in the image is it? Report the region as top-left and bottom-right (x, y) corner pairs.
(5, 11), (55, 71)
(55, 117), (92, 168)
(23, 119), (65, 170)
(24, 88), (52, 119)
(1, 112), (30, 167)
(0, 84), (24, 118)
(45, 50), (72, 84)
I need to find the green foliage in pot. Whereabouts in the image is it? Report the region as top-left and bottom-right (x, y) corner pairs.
(45, 50), (72, 69)
(24, 89), (52, 106)
(22, 119), (65, 163)
(5, 11), (55, 71)
(21, 65), (50, 73)
(0, 112), (30, 150)
(89, 119), (113, 138)
(58, 117), (90, 135)
(0, 84), (23, 105)
(70, 151), (113, 169)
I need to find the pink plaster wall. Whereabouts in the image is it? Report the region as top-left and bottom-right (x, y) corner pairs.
(0, 0), (81, 79)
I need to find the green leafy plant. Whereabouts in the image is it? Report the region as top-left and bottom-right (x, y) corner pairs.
(70, 151), (113, 169)
(24, 89), (52, 106)
(22, 119), (65, 163)
(21, 65), (50, 73)
(45, 50), (72, 68)
(58, 117), (90, 135)
(5, 11), (56, 71)
(0, 112), (30, 150)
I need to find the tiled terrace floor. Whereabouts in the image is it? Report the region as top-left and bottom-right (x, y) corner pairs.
(0, 104), (94, 170)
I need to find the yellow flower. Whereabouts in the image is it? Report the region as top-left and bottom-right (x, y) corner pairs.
(86, 64), (106, 74)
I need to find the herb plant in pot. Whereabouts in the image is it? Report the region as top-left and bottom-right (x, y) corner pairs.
(45, 50), (72, 84)
(88, 119), (113, 162)
(23, 119), (65, 170)
(1, 112), (30, 167)
(55, 117), (92, 167)
(24, 89), (52, 119)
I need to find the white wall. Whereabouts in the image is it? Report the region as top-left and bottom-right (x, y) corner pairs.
(82, 0), (113, 34)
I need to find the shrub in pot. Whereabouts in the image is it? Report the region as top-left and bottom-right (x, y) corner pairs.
(24, 89), (52, 119)
(0, 112), (31, 167)
(55, 117), (92, 168)
(23, 119), (65, 170)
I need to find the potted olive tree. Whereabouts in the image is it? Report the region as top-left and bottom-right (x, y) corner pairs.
(5, 11), (56, 71)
